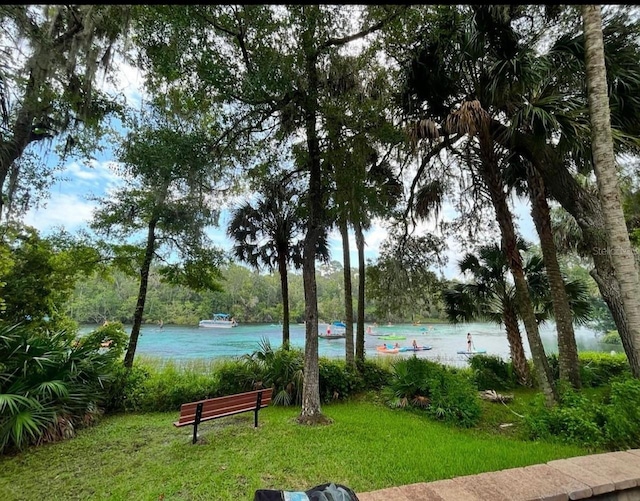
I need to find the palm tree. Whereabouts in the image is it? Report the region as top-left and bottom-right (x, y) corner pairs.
(582, 4), (640, 375)
(527, 165), (582, 388)
(504, 158), (583, 388)
(454, 99), (559, 405)
(443, 242), (592, 386)
(443, 242), (531, 386)
(227, 178), (307, 348)
(322, 52), (405, 367)
(395, 4), (640, 379)
(393, 7), (558, 404)
(480, 5), (640, 376)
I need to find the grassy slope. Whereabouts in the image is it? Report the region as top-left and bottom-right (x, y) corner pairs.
(0, 397), (587, 501)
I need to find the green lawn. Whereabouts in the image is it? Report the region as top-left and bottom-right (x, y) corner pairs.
(0, 398), (588, 501)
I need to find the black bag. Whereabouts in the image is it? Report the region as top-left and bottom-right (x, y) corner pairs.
(306, 483), (359, 501)
(253, 483), (359, 501)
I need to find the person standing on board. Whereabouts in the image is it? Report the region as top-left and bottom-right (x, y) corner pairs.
(467, 332), (473, 352)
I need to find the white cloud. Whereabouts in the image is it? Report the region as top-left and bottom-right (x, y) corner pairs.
(24, 192), (97, 233)
(62, 160), (122, 188)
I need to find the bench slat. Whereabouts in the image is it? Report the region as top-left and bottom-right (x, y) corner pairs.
(174, 403), (271, 427)
(179, 389), (272, 415)
(176, 400), (271, 426)
(174, 388), (273, 427)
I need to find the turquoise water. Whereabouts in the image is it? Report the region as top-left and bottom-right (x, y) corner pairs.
(83, 321), (612, 366)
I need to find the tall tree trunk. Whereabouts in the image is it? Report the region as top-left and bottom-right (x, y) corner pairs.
(277, 253), (290, 348)
(123, 216), (159, 368)
(478, 128), (558, 406)
(527, 164), (581, 388)
(339, 217), (355, 367)
(503, 304), (531, 386)
(1, 105), (39, 220)
(491, 114), (640, 377)
(298, 6), (326, 423)
(582, 4), (640, 376)
(354, 220), (366, 363)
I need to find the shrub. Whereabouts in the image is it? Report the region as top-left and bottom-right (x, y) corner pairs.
(521, 378), (640, 451)
(600, 330), (622, 345)
(384, 357), (481, 427)
(602, 378), (640, 449)
(79, 322), (129, 358)
(242, 339), (304, 406)
(426, 369), (482, 427)
(468, 354), (515, 390)
(0, 322), (121, 453)
(578, 352), (631, 387)
(103, 363), (151, 413)
(384, 356), (434, 409)
(356, 358), (392, 390)
(522, 389), (604, 449)
(319, 358), (362, 402)
(215, 359), (262, 397)
(140, 362), (219, 412)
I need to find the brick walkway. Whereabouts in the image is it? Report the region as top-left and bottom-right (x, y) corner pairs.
(357, 449), (640, 500)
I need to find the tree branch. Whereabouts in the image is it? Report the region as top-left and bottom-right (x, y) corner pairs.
(403, 133), (462, 224)
(320, 6), (408, 50)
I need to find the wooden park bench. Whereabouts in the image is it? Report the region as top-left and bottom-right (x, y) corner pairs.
(174, 387), (273, 444)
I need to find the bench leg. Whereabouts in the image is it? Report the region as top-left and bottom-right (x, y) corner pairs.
(254, 391), (263, 427)
(193, 402), (203, 444)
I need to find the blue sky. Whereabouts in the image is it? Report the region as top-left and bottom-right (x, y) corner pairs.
(23, 155), (538, 281)
(22, 59), (538, 280)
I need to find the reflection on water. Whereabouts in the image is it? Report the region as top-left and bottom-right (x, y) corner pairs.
(82, 321), (611, 367)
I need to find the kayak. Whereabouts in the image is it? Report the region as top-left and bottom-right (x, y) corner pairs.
(379, 335), (406, 340)
(376, 346), (399, 354)
(399, 346), (432, 352)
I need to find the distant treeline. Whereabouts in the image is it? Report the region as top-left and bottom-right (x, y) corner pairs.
(66, 262), (448, 326)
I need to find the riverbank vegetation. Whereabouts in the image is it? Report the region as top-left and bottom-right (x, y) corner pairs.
(2, 326), (638, 499)
(2, 320), (638, 454)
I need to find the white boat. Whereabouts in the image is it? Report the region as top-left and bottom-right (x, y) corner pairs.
(199, 313), (238, 328)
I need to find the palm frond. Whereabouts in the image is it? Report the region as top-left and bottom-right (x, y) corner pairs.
(414, 180), (444, 221)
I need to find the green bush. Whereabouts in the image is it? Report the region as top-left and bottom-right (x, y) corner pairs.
(602, 378), (640, 449)
(600, 330), (622, 345)
(578, 352), (631, 387)
(384, 357), (481, 427)
(522, 377), (640, 451)
(103, 363), (151, 413)
(79, 322), (129, 357)
(140, 362), (219, 412)
(356, 358), (392, 390)
(522, 389), (604, 449)
(215, 359), (262, 397)
(318, 358), (362, 402)
(468, 354), (515, 390)
(384, 356), (434, 409)
(0, 322), (122, 453)
(242, 339), (304, 406)
(426, 369), (482, 427)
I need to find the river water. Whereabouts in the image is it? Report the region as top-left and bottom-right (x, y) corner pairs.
(82, 321), (617, 367)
